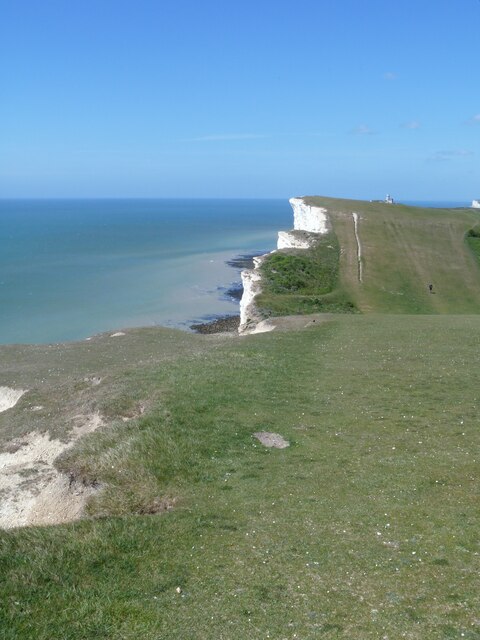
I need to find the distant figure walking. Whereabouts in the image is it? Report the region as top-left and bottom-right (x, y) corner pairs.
(428, 283), (433, 293)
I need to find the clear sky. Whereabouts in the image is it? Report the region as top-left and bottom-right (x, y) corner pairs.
(1, 0), (479, 199)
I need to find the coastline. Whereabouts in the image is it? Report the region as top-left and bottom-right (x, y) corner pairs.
(0, 248), (267, 345)
(189, 252), (261, 334)
(0, 199), (291, 345)
(237, 197), (331, 334)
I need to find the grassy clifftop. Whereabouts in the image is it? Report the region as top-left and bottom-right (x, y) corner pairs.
(256, 230), (356, 316)
(304, 196), (480, 314)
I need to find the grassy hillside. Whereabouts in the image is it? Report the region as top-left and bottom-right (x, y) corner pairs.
(1, 316), (479, 638)
(304, 197), (480, 314)
(1, 198), (479, 639)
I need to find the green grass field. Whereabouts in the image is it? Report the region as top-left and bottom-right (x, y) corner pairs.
(1, 198), (479, 639)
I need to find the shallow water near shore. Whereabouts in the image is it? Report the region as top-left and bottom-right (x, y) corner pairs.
(0, 199), (291, 344)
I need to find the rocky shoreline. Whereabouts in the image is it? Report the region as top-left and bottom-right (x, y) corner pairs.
(190, 315), (240, 334)
(190, 251), (266, 334)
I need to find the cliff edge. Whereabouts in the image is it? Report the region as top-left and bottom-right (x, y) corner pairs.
(238, 197), (331, 334)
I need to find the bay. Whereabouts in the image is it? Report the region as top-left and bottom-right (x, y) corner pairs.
(0, 199), (291, 344)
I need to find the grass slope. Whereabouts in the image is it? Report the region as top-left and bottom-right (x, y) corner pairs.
(304, 197), (480, 313)
(1, 316), (479, 639)
(0, 327), (218, 443)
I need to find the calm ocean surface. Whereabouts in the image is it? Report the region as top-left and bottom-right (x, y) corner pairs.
(0, 199), (291, 344)
(0, 198), (471, 345)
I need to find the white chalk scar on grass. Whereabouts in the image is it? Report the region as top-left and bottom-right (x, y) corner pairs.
(0, 412), (104, 529)
(0, 387), (26, 413)
(253, 432), (290, 449)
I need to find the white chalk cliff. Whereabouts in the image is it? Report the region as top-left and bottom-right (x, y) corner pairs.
(289, 197), (329, 234)
(472, 200), (480, 209)
(238, 197), (330, 334)
(239, 255), (267, 331)
(277, 229), (321, 250)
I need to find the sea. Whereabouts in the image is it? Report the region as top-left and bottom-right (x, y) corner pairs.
(0, 199), (292, 344)
(0, 198), (471, 345)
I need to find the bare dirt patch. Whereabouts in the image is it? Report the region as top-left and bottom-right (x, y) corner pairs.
(0, 412), (104, 529)
(253, 431), (290, 449)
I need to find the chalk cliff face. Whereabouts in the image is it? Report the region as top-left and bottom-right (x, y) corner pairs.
(289, 197), (329, 234)
(277, 230), (319, 250)
(239, 256), (267, 330)
(238, 197), (329, 334)
(472, 200), (480, 209)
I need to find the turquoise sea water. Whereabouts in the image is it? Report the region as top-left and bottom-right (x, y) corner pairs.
(0, 199), (291, 344)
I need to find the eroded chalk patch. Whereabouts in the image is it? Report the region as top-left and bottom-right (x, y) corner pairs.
(0, 387), (26, 413)
(253, 432), (290, 449)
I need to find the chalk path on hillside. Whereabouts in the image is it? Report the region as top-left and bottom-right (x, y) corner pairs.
(352, 212), (363, 283)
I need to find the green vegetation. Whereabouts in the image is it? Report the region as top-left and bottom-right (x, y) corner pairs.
(467, 235), (480, 264)
(2, 197), (480, 639)
(262, 235), (339, 295)
(256, 232), (356, 316)
(1, 316), (479, 638)
(465, 224), (480, 270)
(304, 196), (480, 314)
(466, 223), (480, 238)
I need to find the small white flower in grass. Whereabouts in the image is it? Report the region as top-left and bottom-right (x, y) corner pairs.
(176, 587), (182, 594)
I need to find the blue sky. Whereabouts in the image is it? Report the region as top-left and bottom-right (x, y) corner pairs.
(1, 0), (479, 199)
